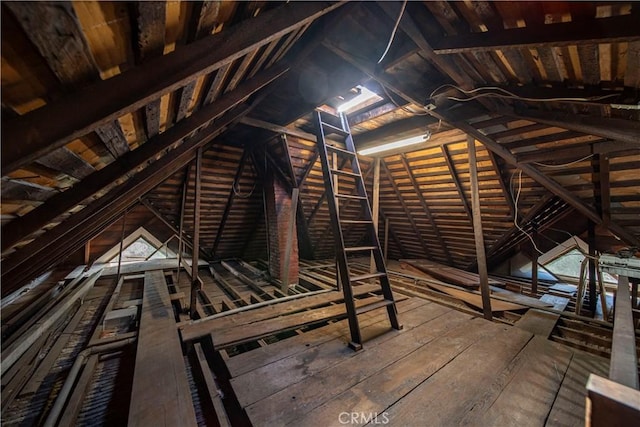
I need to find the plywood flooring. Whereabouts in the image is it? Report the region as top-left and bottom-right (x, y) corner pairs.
(227, 296), (609, 427)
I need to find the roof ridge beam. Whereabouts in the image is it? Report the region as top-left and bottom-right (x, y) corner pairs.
(431, 14), (640, 54)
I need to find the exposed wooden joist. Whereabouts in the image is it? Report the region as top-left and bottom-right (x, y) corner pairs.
(1, 106), (250, 296)
(327, 45), (640, 248)
(211, 150), (247, 256)
(381, 160), (432, 258)
(595, 153), (611, 225)
(430, 14), (640, 54)
(398, 154), (454, 265)
(1, 64), (288, 253)
(468, 136), (492, 320)
(139, 198), (207, 260)
(239, 116), (317, 142)
(190, 148), (203, 318)
(188, 0), (221, 41)
(2, 1), (343, 173)
(441, 145), (473, 225)
(486, 150), (515, 218)
(95, 122), (131, 158)
(501, 108), (640, 146)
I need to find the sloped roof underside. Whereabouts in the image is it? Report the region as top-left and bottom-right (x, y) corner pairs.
(1, 1), (639, 296)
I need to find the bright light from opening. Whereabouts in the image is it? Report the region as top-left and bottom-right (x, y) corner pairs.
(358, 132), (431, 156)
(337, 85), (379, 113)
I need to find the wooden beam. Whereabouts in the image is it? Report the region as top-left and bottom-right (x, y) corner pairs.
(239, 116), (317, 142)
(1, 64), (288, 253)
(399, 154), (454, 265)
(610, 275), (639, 389)
(532, 223), (539, 296)
(129, 271), (198, 426)
(594, 153), (612, 225)
(370, 158), (380, 273)
(441, 145), (473, 225)
(191, 148), (203, 319)
(323, 41), (640, 248)
(588, 221), (598, 314)
(501, 108), (640, 146)
(468, 136), (492, 321)
(1, 106), (249, 296)
(2, 1), (343, 173)
(211, 151), (247, 256)
(430, 14), (640, 54)
(587, 374), (640, 426)
(487, 150), (515, 219)
(381, 160), (432, 257)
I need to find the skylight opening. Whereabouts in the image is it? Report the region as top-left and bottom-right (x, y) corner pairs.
(337, 85), (381, 113)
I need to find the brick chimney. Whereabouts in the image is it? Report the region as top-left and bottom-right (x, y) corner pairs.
(264, 175), (299, 287)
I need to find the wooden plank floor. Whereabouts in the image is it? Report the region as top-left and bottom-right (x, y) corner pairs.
(128, 270), (198, 427)
(227, 296), (609, 427)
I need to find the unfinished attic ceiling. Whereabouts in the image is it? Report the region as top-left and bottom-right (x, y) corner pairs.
(1, 1), (640, 296)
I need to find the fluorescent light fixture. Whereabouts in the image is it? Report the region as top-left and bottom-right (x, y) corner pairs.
(358, 132), (431, 156)
(337, 85), (379, 113)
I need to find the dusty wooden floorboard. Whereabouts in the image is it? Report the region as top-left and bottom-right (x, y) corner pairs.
(243, 304), (472, 425)
(291, 315), (494, 427)
(380, 322), (533, 426)
(516, 295), (569, 338)
(180, 283), (380, 341)
(232, 298), (451, 408)
(128, 270), (197, 427)
(471, 336), (573, 426)
(224, 297), (428, 377)
(206, 294), (403, 350)
(546, 351), (609, 427)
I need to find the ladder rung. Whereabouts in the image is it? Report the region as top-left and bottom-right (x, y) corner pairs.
(335, 193), (366, 200)
(331, 169), (360, 178)
(351, 272), (386, 282)
(340, 219), (373, 225)
(344, 246), (377, 253)
(322, 122), (349, 136)
(356, 299), (395, 315)
(326, 145), (355, 157)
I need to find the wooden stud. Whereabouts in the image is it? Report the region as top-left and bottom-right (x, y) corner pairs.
(399, 154), (454, 265)
(191, 148), (203, 319)
(441, 144), (473, 226)
(532, 223), (538, 296)
(468, 136), (492, 320)
(588, 221), (597, 315)
(212, 151), (247, 256)
(610, 275), (639, 389)
(370, 158), (380, 273)
(281, 188), (299, 293)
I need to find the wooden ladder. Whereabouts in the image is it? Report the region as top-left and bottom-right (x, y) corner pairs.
(313, 109), (402, 350)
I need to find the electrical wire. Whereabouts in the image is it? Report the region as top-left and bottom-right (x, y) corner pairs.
(511, 169), (544, 255)
(377, 0), (407, 64)
(533, 154), (594, 168)
(429, 83), (620, 104)
(232, 157), (257, 198)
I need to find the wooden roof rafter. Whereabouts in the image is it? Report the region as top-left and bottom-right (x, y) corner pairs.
(2, 1), (345, 174)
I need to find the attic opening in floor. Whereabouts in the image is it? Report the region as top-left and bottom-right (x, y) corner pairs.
(1, 1), (639, 426)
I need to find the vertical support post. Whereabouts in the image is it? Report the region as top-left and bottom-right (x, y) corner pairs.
(177, 169), (188, 285)
(588, 220), (597, 315)
(532, 222), (538, 296)
(190, 148), (203, 319)
(84, 240), (91, 265)
(333, 150), (341, 290)
(467, 135), (492, 320)
(370, 158), (380, 273)
(116, 210), (127, 282)
(281, 188), (299, 294)
(384, 217), (390, 261)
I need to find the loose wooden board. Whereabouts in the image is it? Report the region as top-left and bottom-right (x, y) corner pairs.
(224, 298), (428, 377)
(128, 270), (197, 427)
